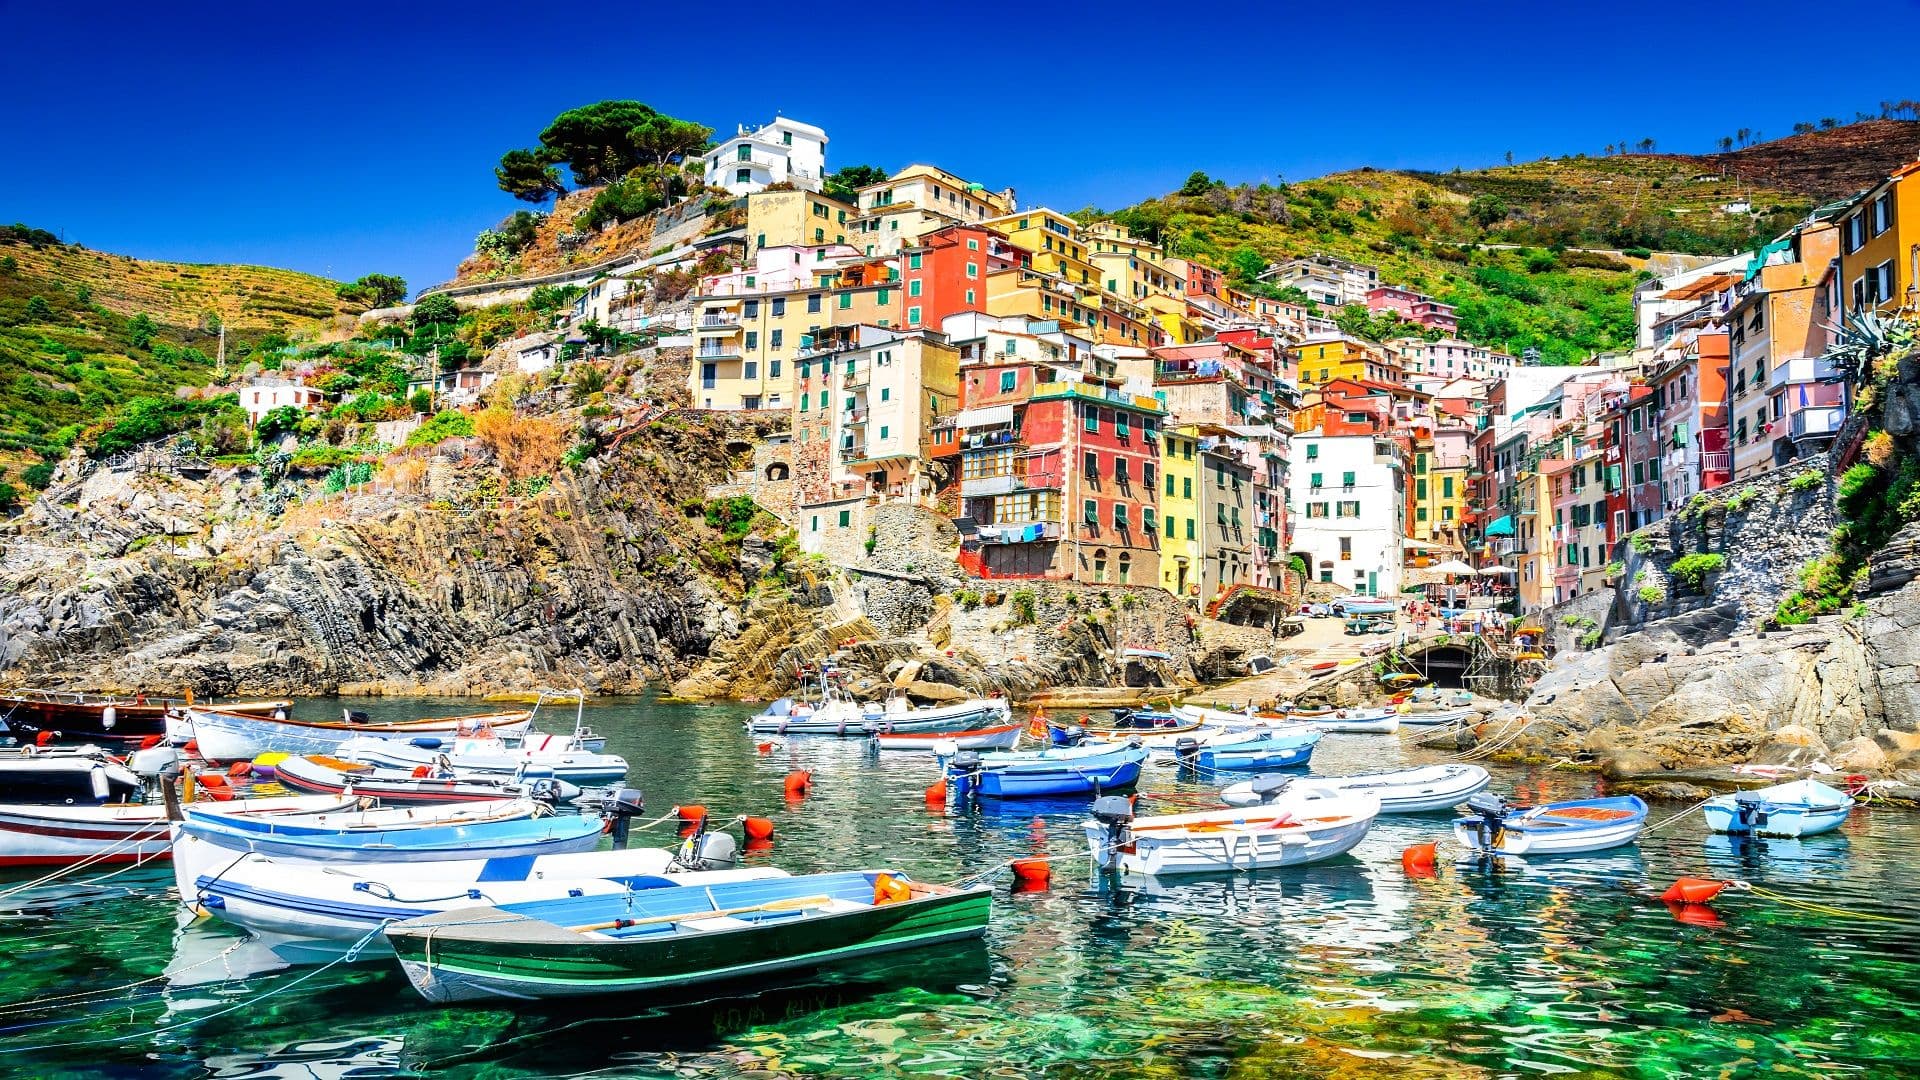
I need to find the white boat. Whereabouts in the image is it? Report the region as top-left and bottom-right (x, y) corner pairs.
(181, 845), (790, 962)
(749, 691), (1009, 736)
(1393, 706), (1474, 728)
(1085, 785), (1379, 876)
(1452, 794), (1648, 856)
(1175, 704), (1398, 735)
(872, 723), (1025, 752)
(272, 753), (582, 804)
(1299, 708), (1400, 734)
(1702, 779), (1853, 838)
(334, 733), (629, 785)
(1220, 764), (1491, 814)
(0, 745), (142, 803)
(180, 706), (534, 763)
(0, 794), (356, 868)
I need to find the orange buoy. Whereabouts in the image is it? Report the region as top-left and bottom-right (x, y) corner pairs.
(1661, 878), (1729, 904)
(756, 741), (776, 755)
(1011, 858), (1051, 889)
(925, 780), (947, 805)
(872, 873), (912, 905)
(1666, 900), (1725, 928)
(676, 805), (707, 835)
(743, 816), (775, 841)
(227, 761), (252, 778)
(1401, 842), (1438, 876)
(783, 770), (812, 798)
(411, 764), (432, 778)
(198, 771), (230, 790)
(183, 740), (199, 756)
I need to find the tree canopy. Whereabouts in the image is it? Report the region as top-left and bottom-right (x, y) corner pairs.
(498, 101), (713, 200)
(822, 164), (889, 203)
(337, 273), (408, 308)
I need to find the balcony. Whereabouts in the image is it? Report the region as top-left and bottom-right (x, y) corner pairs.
(698, 313), (741, 329)
(976, 520), (1063, 544)
(1771, 356), (1843, 387)
(962, 474), (1025, 497)
(1789, 406), (1844, 440)
(695, 345), (742, 361)
(1700, 451), (1731, 473)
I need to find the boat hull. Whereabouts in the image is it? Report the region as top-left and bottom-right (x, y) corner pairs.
(975, 758), (1142, 798)
(1703, 780), (1853, 837)
(873, 724), (1023, 752)
(0, 794), (352, 867)
(1451, 796), (1648, 856)
(1087, 791), (1379, 876)
(272, 755), (573, 804)
(1394, 707), (1472, 727)
(385, 879), (993, 1003)
(749, 699), (1008, 736)
(335, 736), (628, 785)
(1195, 741), (1315, 772)
(0, 694), (290, 744)
(1222, 764), (1491, 814)
(185, 708), (533, 763)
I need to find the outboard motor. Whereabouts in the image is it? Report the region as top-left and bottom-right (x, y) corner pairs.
(1053, 725), (1087, 748)
(1089, 795), (1136, 870)
(603, 787), (647, 849)
(1464, 792), (1511, 851)
(129, 745), (183, 780)
(674, 829), (739, 872)
(525, 777), (564, 808)
(344, 710), (370, 725)
(1733, 792), (1769, 833)
(947, 751), (984, 805)
(1174, 737), (1201, 771)
(1249, 774), (1295, 804)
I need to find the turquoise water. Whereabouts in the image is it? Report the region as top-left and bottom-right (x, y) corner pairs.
(3, 694), (1919, 1078)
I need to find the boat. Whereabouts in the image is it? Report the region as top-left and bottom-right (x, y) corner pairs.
(333, 734), (629, 785)
(1297, 708), (1400, 734)
(1085, 786), (1379, 876)
(0, 689), (292, 745)
(182, 845), (790, 963)
(1380, 673), (1428, 689)
(1176, 728), (1322, 772)
(1335, 596), (1397, 616)
(871, 723), (1024, 753)
(0, 745), (142, 803)
(1393, 706), (1474, 727)
(1702, 779), (1854, 838)
(1048, 709), (1202, 746)
(748, 693), (1008, 737)
(171, 804), (605, 877)
(1220, 764), (1492, 813)
(1452, 793), (1649, 856)
(946, 743), (1148, 800)
(0, 793), (355, 867)
(382, 870), (994, 1003)
(179, 706), (534, 763)
(272, 754), (582, 804)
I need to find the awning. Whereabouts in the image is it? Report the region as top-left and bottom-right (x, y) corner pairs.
(1429, 559), (1478, 576)
(953, 404), (1015, 428)
(1483, 515), (1514, 537)
(1402, 537), (1451, 551)
(1479, 565), (1518, 576)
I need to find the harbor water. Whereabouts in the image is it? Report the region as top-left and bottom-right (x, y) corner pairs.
(3, 694), (1918, 1077)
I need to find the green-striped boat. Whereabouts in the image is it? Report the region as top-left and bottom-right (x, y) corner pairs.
(383, 870), (993, 1003)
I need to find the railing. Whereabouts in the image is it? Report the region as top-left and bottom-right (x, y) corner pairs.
(1790, 406), (1844, 439)
(975, 521), (1063, 544)
(698, 314), (739, 328)
(1699, 451), (1731, 472)
(695, 347), (741, 360)
(1771, 355), (1842, 387)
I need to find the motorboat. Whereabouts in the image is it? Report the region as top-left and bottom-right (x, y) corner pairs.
(0, 689), (290, 745)
(0, 744), (141, 803)
(0, 793), (354, 867)
(1452, 793), (1648, 856)
(1220, 764), (1491, 814)
(1173, 728), (1322, 772)
(946, 742), (1148, 799)
(178, 706), (533, 763)
(333, 733), (629, 785)
(1702, 779), (1853, 838)
(271, 754), (582, 804)
(1085, 785), (1379, 876)
(872, 723), (1024, 753)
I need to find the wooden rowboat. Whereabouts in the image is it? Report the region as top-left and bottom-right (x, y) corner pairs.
(383, 871), (993, 1003)
(871, 723), (1024, 752)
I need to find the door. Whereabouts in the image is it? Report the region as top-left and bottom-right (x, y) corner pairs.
(1367, 571), (1377, 596)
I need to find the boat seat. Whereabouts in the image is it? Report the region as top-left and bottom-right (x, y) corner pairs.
(679, 916), (753, 931)
(1540, 807), (1637, 822)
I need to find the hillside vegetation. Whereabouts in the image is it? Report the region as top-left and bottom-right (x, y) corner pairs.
(0, 226), (351, 492)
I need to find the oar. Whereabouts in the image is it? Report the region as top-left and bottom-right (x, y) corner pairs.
(570, 894), (834, 933)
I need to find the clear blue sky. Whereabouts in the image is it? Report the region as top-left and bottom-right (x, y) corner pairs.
(5, 1), (1916, 296)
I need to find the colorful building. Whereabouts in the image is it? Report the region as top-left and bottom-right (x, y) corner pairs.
(704, 117), (828, 195)
(1836, 160), (1919, 320)
(746, 189), (856, 251)
(1289, 430), (1405, 596)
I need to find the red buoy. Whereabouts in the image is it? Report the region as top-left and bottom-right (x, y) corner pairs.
(1011, 858), (1051, 889)
(411, 764), (432, 778)
(756, 741), (776, 755)
(676, 805), (707, 835)
(743, 816), (775, 841)
(1401, 842), (1438, 877)
(783, 770), (811, 798)
(1661, 878), (1729, 904)
(925, 780), (947, 805)
(1666, 900), (1725, 928)
(227, 761), (252, 778)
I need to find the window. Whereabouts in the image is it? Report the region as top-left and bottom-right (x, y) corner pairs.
(908, 306), (921, 325)
(876, 288), (889, 305)
(967, 238), (979, 250)
(879, 387), (890, 401)
(807, 294), (822, 313)
(838, 510), (851, 527)
(1085, 409), (1100, 433)
(770, 359), (781, 378)
(965, 262), (978, 278)
(1342, 471), (1356, 489)
(1084, 499), (1099, 524)
(1084, 451), (1099, 479)
(908, 253), (922, 270)
(1165, 513), (1176, 538)
(838, 293), (852, 310)
(744, 331), (758, 351)
(1442, 476), (1454, 497)
(1310, 472), (1323, 489)
(818, 390), (827, 409)
(1416, 479), (1427, 499)
(1872, 192), (1894, 236)
(1165, 473), (1175, 496)
(1114, 459), (1129, 486)
(744, 299), (759, 318)
(1185, 518), (1195, 540)
(736, 168), (751, 184)
(1337, 500), (1360, 517)
(1182, 477), (1192, 499)
(878, 425), (888, 440)
(1114, 504), (1129, 531)
(1216, 504), (1227, 525)
(1143, 463), (1155, 489)
(1307, 502), (1329, 518)
(770, 329), (783, 350)
(771, 298), (785, 317)
(999, 371), (1016, 393)
(908, 280), (922, 297)
(965, 289), (976, 305)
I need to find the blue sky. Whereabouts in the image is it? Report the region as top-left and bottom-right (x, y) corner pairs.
(4, 1), (1916, 296)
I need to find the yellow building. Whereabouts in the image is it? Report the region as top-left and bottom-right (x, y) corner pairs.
(850, 164), (1012, 258)
(746, 190), (858, 251)
(1158, 427), (1202, 600)
(1294, 333), (1404, 387)
(1091, 248), (1185, 304)
(982, 209), (1100, 287)
(1837, 160), (1920, 318)
(1084, 221), (1167, 262)
(692, 262), (902, 410)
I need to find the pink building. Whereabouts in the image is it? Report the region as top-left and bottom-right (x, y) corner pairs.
(1366, 286), (1458, 334)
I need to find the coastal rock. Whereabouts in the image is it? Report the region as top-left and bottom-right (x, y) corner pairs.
(1831, 736), (1890, 773)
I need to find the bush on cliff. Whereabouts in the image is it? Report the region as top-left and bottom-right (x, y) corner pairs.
(86, 394), (239, 459)
(405, 410), (475, 448)
(474, 408), (565, 479)
(1669, 552), (1726, 592)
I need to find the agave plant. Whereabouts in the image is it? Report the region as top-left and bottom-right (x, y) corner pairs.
(1821, 309), (1918, 385)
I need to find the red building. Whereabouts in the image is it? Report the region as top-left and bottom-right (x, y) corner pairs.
(955, 362), (1163, 585)
(900, 224), (1021, 332)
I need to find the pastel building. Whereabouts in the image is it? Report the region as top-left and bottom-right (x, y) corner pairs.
(1290, 430), (1406, 596)
(705, 118), (828, 195)
(851, 165), (1015, 258)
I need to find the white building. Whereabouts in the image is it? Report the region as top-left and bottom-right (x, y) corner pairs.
(239, 377), (325, 426)
(1261, 256), (1378, 309)
(1288, 431), (1405, 597)
(704, 118), (828, 196)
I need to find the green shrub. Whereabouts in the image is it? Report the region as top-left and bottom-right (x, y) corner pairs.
(1605, 561), (1624, 577)
(1787, 470), (1823, 494)
(87, 394), (238, 459)
(1622, 247), (1653, 259)
(953, 589), (982, 611)
(21, 461), (54, 489)
(0, 481), (18, 509)
(1579, 628), (1603, 648)
(288, 443), (359, 471)
(405, 410), (475, 448)
(1120, 593), (1141, 609)
(1561, 614), (1583, 626)
(1009, 589), (1037, 625)
(862, 526), (877, 555)
(702, 495), (758, 541)
(1628, 532), (1654, 555)
(1725, 489), (1756, 513)
(1637, 583), (1667, 605)
(1669, 552), (1726, 591)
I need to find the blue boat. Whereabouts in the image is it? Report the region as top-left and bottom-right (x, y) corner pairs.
(1048, 709), (1197, 747)
(175, 807), (608, 864)
(946, 743), (1147, 800)
(1182, 729), (1322, 772)
(1702, 779), (1853, 837)
(1451, 794), (1648, 856)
